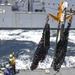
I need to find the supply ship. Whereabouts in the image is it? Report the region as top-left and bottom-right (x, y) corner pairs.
(0, 0), (75, 29)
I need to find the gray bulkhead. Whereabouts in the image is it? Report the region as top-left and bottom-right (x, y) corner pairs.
(0, 0), (75, 29)
(0, 0), (47, 29)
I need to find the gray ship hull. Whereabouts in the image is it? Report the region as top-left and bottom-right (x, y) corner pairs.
(0, 5), (47, 29)
(0, 0), (75, 29)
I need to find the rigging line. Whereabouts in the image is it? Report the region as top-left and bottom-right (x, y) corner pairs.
(51, 22), (60, 70)
(46, 15), (49, 24)
(54, 22), (60, 56)
(64, 8), (67, 26)
(44, 15), (49, 47)
(60, 8), (67, 38)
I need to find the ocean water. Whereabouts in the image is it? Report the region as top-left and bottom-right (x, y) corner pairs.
(0, 29), (75, 69)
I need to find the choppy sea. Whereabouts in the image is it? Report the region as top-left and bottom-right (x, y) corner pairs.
(0, 29), (75, 69)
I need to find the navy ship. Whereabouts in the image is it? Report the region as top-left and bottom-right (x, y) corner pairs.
(0, 0), (75, 29)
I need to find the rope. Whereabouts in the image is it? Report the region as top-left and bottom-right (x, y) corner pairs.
(44, 15), (49, 47)
(51, 22), (60, 68)
(46, 15), (49, 24)
(54, 22), (60, 55)
(60, 8), (67, 39)
(55, 22), (60, 49)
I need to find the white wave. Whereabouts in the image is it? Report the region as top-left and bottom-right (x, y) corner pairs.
(65, 56), (75, 67)
(16, 54), (32, 69)
(16, 55), (53, 70)
(0, 30), (23, 40)
(0, 30), (75, 69)
(0, 30), (42, 44)
(16, 55), (75, 69)
(38, 56), (53, 69)
(16, 56), (75, 69)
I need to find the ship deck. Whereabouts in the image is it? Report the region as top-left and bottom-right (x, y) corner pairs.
(16, 68), (75, 75)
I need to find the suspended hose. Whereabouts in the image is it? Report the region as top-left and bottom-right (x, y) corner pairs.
(52, 17), (73, 72)
(51, 22), (60, 67)
(30, 16), (50, 70)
